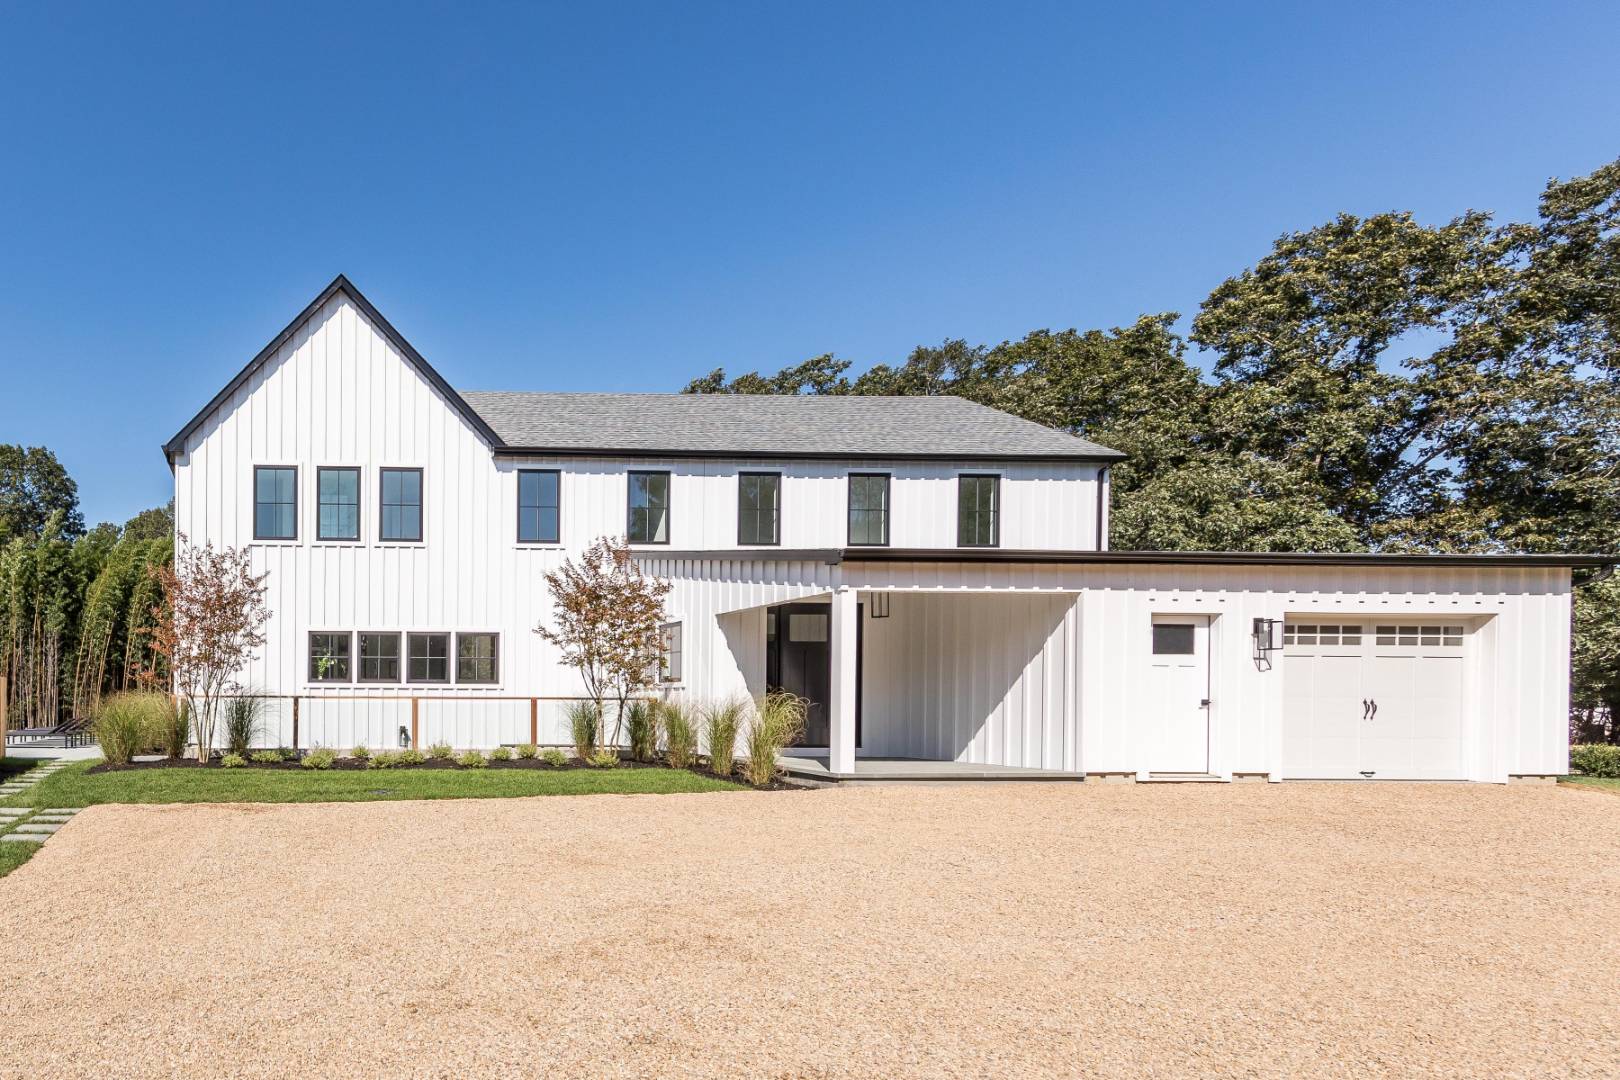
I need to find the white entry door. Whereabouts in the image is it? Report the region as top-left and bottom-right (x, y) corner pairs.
(1282, 621), (1469, 780)
(1146, 615), (1211, 773)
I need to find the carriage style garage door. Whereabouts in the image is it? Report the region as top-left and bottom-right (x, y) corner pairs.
(1281, 621), (1472, 780)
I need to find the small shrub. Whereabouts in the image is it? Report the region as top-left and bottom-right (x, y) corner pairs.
(660, 700), (698, 769)
(588, 749), (620, 768)
(567, 700), (599, 762)
(541, 748), (568, 767)
(397, 748), (424, 766)
(458, 749), (488, 769)
(427, 741), (454, 760)
(159, 699), (191, 759)
(1571, 744), (1620, 778)
(367, 750), (400, 769)
(220, 752), (246, 769)
(744, 692), (806, 786)
(94, 691), (166, 766)
(351, 743), (371, 761)
(490, 746), (513, 762)
(224, 696), (262, 757)
(301, 747), (336, 770)
(250, 749), (283, 765)
(516, 743), (538, 759)
(627, 700), (660, 763)
(704, 698), (746, 778)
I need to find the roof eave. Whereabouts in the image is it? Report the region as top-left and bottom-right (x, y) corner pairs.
(489, 446), (1127, 463)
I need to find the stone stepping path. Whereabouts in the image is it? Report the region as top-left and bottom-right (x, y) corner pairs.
(0, 759), (69, 798)
(0, 804), (83, 846)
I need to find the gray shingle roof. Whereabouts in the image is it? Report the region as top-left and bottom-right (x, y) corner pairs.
(458, 392), (1123, 460)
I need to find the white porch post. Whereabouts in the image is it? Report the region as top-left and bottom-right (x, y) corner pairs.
(828, 587), (858, 775)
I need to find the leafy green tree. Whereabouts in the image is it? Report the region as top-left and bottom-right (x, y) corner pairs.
(122, 500), (175, 542)
(0, 445), (84, 543)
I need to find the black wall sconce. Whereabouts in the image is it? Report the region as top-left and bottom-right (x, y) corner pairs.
(1252, 617), (1283, 670)
(870, 592), (891, 619)
(399, 725), (412, 749)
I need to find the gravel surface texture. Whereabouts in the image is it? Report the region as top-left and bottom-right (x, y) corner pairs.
(1, 783), (1616, 1078)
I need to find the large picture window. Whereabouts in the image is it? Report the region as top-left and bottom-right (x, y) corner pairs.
(517, 469), (561, 544)
(847, 473), (890, 546)
(317, 467), (361, 541)
(308, 632), (352, 682)
(738, 472), (781, 546)
(358, 632), (401, 682)
(456, 632), (500, 684)
(380, 468), (423, 542)
(627, 471), (670, 544)
(254, 466), (297, 540)
(957, 474), (999, 547)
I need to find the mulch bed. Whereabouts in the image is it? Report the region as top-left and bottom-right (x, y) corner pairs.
(86, 755), (799, 790)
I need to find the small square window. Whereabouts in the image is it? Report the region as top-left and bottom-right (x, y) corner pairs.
(456, 632), (499, 684)
(407, 632), (450, 683)
(308, 632), (351, 682)
(358, 632), (401, 682)
(1152, 624), (1195, 655)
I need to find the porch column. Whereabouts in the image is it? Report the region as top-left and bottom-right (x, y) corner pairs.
(828, 587), (858, 775)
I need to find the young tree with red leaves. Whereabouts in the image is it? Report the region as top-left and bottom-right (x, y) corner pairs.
(535, 536), (672, 753)
(145, 536), (270, 762)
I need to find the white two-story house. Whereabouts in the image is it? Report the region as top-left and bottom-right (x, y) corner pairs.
(164, 276), (1602, 782)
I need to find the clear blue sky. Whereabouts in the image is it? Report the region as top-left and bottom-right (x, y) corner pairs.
(2, 1), (1617, 527)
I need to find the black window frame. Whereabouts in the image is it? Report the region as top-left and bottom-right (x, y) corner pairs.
(307, 631), (352, 683)
(357, 631), (402, 683)
(315, 466), (362, 542)
(516, 468), (562, 545)
(253, 465), (298, 541)
(847, 472), (891, 547)
(406, 631), (451, 684)
(737, 471), (782, 546)
(456, 632), (500, 684)
(957, 473), (1001, 548)
(379, 467), (424, 543)
(626, 470), (671, 545)
(659, 621), (683, 683)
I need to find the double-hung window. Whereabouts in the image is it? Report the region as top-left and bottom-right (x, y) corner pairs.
(957, 474), (999, 547)
(737, 472), (781, 546)
(308, 632), (352, 682)
(407, 632), (450, 683)
(659, 622), (683, 683)
(254, 466), (297, 540)
(380, 468), (423, 542)
(847, 473), (890, 546)
(627, 471), (670, 544)
(517, 469), (560, 544)
(358, 632), (401, 682)
(456, 632), (499, 684)
(317, 467), (361, 541)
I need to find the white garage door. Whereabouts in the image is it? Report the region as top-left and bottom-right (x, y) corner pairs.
(1282, 621), (1470, 780)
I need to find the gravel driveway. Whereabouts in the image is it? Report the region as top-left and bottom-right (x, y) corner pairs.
(2, 783), (1617, 1078)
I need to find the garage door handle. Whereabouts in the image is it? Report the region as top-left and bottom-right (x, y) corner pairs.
(1199, 698), (1210, 707)
(1362, 698), (1370, 719)
(1367, 699), (1378, 720)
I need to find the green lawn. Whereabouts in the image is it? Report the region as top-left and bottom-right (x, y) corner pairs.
(1561, 775), (1620, 794)
(2, 759), (742, 808)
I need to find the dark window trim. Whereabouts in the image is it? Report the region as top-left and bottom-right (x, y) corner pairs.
(455, 631), (501, 685)
(253, 464), (299, 541)
(957, 472), (1001, 549)
(516, 468), (562, 545)
(405, 631), (451, 685)
(737, 471), (783, 547)
(315, 466), (363, 543)
(626, 470), (672, 546)
(379, 466), (424, 543)
(357, 630), (403, 684)
(307, 630), (353, 683)
(846, 472), (891, 547)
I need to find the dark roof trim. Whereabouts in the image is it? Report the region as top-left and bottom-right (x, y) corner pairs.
(162, 274), (504, 462)
(492, 447), (1124, 463)
(634, 547), (1614, 569)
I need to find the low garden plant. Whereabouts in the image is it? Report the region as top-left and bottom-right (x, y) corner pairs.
(516, 743), (538, 759)
(567, 701), (599, 762)
(398, 748), (425, 765)
(301, 747), (336, 770)
(94, 691), (169, 766)
(367, 750), (402, 769)
(250, 749), (283, 765)
(745, 691), (806, 786)
(627, 700), (660, 763)
(427, 741), (454, 761)
(704, 698), (745, 778)
(224, 696), (261, 757)
(660, 700), (698, 769)
(220, 752), (246, 768)
(490, 746), (513, 762)
(588, 749), (620, 768)
(458, 749), (488, 768)
(541, 748), (568, 767)
(351, 743), (371, 761)
(1571, 744), (1620, 778)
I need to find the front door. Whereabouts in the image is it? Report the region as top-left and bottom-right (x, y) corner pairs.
(767, 602), (861, 748)
(1146, 614), (1211, 773)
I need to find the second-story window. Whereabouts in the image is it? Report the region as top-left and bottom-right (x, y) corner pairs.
(380, 468), (423, 542)
(317, 467), (361, 541)
(627, 471), (670, 544)
(518, 469), (560, 544)
(848, 473), (890, 546)
(958, 474), (1000, 547)
(254, 466), (297, 540)
(738, 472), (781, 545)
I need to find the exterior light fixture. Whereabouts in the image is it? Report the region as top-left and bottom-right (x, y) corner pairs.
(1252, 617), (1283, 671)
(399, 725), (411, 748)
(870, 592), (891, 619)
